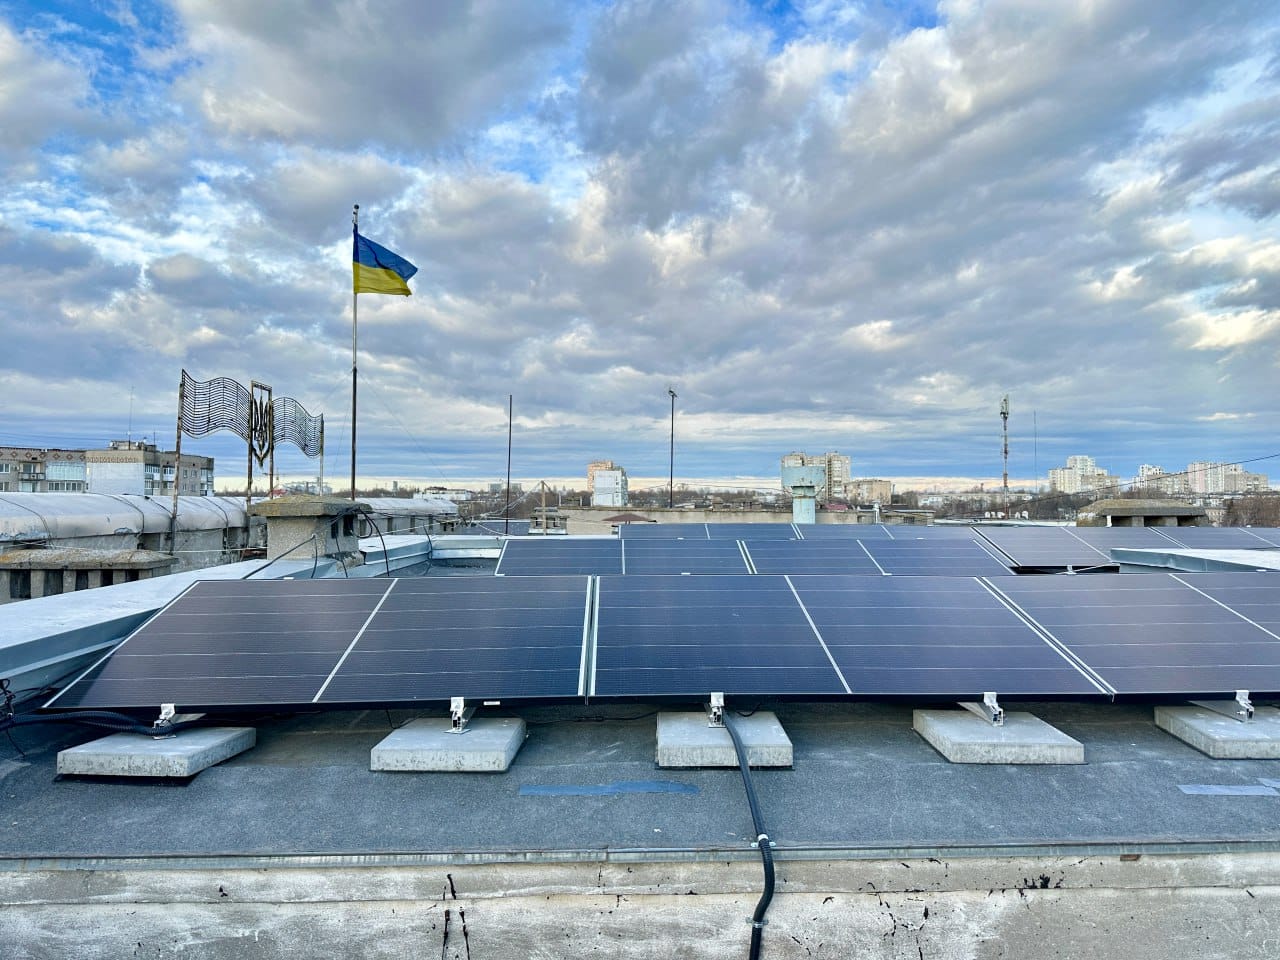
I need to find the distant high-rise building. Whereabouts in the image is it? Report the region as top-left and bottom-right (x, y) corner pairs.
(587, 460), (618, 491)
(592, 467), (628, 508)
(84, 440), (214, 496)
(1136, 464), (1186, 496)
(780, 451), (851, 503)
(1, 442), (214, 496)
(0, 447), (86, 493)
(1186, 461), (1268, 495)
(1048, 455), (1120, 495)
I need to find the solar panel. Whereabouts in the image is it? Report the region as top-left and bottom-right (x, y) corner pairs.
(789, 575), (1104, 697)
(1067, 527), (1188, 552)
(621, 539), (751, 575)
(49, 579), (400, 710)
(880, 525), (997, 539)
(317, 577), (590, 703)
(990, 573), (1280, 697)
(495, 538), (622, 576)
(706, 523), (799, 540)
(617, 523), (710, 540)
(590, 575), (848, 697)
(1158, 527), (1280, 549)
(860, 540), (1015, 577)
(48, 577), (592, 711)
(792, 524), (894, 540)
(743, 539), (884, 576)
(975, 527), (1111, 568)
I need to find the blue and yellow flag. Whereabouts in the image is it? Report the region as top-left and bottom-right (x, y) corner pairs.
(353, 229), (418, 296)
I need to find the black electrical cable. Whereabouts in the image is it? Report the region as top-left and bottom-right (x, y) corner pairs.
(240, 533), (322, 579)
(723, 711), (775, 960)
(365, 515), (392, 577)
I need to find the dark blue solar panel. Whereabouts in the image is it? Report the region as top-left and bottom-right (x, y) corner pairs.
(860, 540), (1014, 577)
(495, 538), (622, 576)
(991, 573), (1280, 696)
(617, 523), (710, 540)
(743, 540), (884, 576)
(793, 524), (893, 540)
(1160, 572), (1280, 637)
(621, 539), (751, 575)
(318, 577), (589, 703)
(886, 525), (1004, 539)
(1158, 527), (1280, 549)
(705, 523), (799, 540)
(591, 576), (847, 697)
(975, 527), (1111, 568)
(1068, 527), (1186, 552)
(789, 576), (1103, 697)
(48, 579), (395, 710)
(49, 577), (592, 710)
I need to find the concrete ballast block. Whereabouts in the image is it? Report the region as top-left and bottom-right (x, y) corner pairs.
(371, 717), (527, 772)
(913, 710), (1084, 764)
(655, 712), (792, 768)
(57, 727), (256, 778)
(1155, 705), (1280, 759)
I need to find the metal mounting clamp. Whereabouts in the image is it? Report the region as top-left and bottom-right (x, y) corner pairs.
(706, 692), (725, 727)
(960, 692), (1004, 726)
(450, 696), (476, 733)
(151, 703), (177, 739)
(1190, 690), (1254, 723)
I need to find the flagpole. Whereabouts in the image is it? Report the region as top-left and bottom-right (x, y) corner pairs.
(351, 204), (359, 501)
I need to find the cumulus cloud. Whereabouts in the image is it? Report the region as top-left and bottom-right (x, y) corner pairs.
(2, 0), (1279, 484)
(171, 0), (573, 150)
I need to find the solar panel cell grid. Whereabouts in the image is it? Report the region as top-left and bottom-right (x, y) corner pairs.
(990, 574), (1280, 696)
(591, 575), (847, 697)
(789, 575), (1103, 698)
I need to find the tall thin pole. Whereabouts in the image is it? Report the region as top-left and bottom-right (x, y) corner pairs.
(504, 395), (513, 536)
(668, 388), (677, 508)
(351, 204), (359, 500)
(1000, 394), (1010, 518)
(169, 371), (185, 553)
(1033, 410), (1039, 494)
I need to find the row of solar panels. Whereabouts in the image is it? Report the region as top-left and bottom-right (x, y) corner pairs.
(496, 536), (1016, 577)
(48, 571), (1280, 712)
(496, 525), (1280, 576)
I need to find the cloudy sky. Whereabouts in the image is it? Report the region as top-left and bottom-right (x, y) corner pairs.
(2, 0), (1278, 491)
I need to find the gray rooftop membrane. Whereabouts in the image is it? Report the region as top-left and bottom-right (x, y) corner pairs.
(7, 701), (1280, 860)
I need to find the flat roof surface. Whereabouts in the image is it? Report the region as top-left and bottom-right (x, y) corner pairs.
(5, 700), (1280, 862)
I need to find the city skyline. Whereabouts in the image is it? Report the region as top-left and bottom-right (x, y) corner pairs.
(3, 2), (1279, 485)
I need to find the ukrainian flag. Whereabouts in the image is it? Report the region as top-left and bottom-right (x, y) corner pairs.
(353, 229), (418, 296)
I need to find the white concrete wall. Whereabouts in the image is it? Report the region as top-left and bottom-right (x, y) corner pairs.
(3, 853), (1276, 959)
(86, 461), (145, 495)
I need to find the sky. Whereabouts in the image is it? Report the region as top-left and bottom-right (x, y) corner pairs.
(2, 0), (1278, 492)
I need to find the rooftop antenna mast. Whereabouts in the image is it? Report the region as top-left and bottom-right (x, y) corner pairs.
(1000, 395), (1010, 519)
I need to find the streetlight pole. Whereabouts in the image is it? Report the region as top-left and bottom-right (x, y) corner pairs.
(668, 387), (677, 509)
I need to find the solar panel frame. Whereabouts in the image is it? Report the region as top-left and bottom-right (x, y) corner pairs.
(617, 523), (711, 540)
(789, 575), (1107, 699)
(704, 523), (801, 540)
(742, 539), (885, 576)
(1157, 527), (1280, 549)
(974, 527), (1112, 568)
(620, 539), (752, 575)
(495, 538), (623, 576)
(792, 524), (894, 540)
(317, 576), (592, 704)
(860, 539), (1015, 577)
(47, 576), (595, 711)
(590, 575), (849, 698)
(988, 573), (1280, 697)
